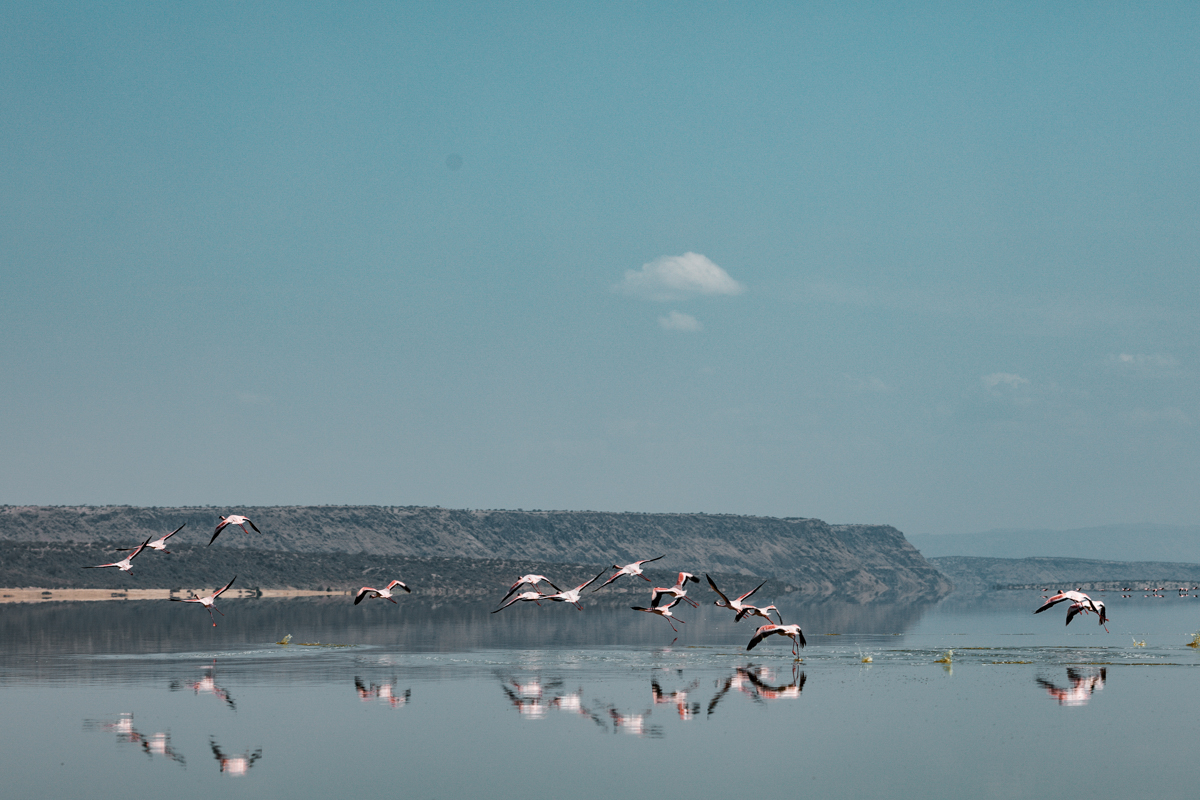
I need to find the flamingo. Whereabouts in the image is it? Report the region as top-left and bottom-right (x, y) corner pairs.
(746, 623), (807, 656)
(594, 556), (665, 590)
(542, 569), (608, 609)
(1034, 590), (1109, 631)
(208, 515), (261, 546)
(736, 604), (783, 624)
(85, 537), (152, 572)
(631, 596), (686, 632)
(650, 572), (701, 608)
(170, 576), (236, 626)
(354, 579), (411, 605)
(492, 590), (545, 613)
(497, 574), (562, 605)
(706, 574), (767, 618)
(116, 523), (185, 554)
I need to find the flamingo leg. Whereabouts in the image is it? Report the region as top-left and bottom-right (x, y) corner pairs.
(640, 574), (652, 581)
(388, 597), (398, 604)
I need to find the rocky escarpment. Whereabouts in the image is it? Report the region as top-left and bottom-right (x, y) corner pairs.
(0, 506), (952, 603)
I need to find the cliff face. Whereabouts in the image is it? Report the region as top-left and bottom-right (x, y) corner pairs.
(0, 506), (953, 603)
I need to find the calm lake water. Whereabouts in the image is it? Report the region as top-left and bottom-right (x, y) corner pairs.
(2, 590), (1198, 799)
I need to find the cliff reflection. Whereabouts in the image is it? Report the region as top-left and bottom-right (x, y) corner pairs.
(1036, 667), (1107, 707)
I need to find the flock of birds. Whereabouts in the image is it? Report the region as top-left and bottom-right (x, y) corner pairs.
(486, 556), (807, 655)
(86, 516), (808, 653)
(89, 515), (1170, 646)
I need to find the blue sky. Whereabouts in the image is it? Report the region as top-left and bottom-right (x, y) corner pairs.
(2, 2), (1197, 535)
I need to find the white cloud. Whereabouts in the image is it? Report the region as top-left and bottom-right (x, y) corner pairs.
(658, 311), (702, 332)
(616, 252), (745, 301)
(1114, 353), (1178, 369)
(981, 373), (1029, 391)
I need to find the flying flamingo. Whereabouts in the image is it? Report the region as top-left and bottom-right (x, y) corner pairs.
(706, 574), (767, 618)
(492, 590), (546, 613)
(1034, 590), (1109, 631)
(85, 537), (152, 572)
(631, 596), (686, 632)
(746, 623), (807, 656)
(736, 604), (783, 624)
(650, 572), (701, 608)
(542, 569), (608, 609)
(594, 556), (665, 590)
(497, 574), (562, 605)
(354, 579), (411, 605)
(171, 576), (237, 626)
(116, 523), (186, 554)
(208, 515), (261, 546)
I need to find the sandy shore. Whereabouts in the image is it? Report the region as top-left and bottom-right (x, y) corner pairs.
(0, 588), (349, 604)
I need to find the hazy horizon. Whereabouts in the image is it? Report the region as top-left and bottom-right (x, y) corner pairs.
(3, 3), (1197, 536)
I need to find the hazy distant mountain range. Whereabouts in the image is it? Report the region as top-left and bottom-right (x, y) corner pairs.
(909, 524), (1200, 563)
(0, 505), (953, 603)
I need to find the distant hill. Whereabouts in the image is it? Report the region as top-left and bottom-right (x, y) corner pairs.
(909, 524), (1200, 563)
(0, 505), (953, 603)
(929, 555), (1200, 594)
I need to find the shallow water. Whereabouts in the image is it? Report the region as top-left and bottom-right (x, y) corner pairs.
(2, 591), (1198, 799)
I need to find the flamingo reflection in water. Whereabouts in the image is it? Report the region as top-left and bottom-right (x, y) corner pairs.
(608, 708), (662, 738)
(651, 678), (700, 720)
(86, 713), (185, 766)
(742, 664), (807, 700)
(210, 739), (262, 776)
(171, 660), (235, 710)
(549, 688), (607, 728)
(707, 664), (807, 716)
(1037, 667), (1107, 706)
(499, 675), (562, 720)
(355, 677), (411, 708)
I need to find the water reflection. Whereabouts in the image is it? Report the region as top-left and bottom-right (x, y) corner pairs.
(170, 661), (235, 710)
(651, 677), (700, 720)
(708, 664), (806, 716)
(354, 677), (411, 708)
(1036, 667), (1107, 707)
(85, 713), (185, 767)
(608, 708), (662, 737)
(209, 739), (262, 776)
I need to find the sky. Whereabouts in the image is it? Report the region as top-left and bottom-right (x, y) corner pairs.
(2, 2), (1197, 535)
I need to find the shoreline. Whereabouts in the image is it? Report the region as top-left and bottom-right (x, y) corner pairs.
(0, 588), (348, 604)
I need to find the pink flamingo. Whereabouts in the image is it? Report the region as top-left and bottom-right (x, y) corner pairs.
(497, 574), (562, 605)
(594, 556), (665, 590)
(85, 537), (152, 572)
(746, 623), (807, 656)
(116, 523), (185, 554)
(542, 570), (608, 609)
(650, 572), (701, 608)
(208, 515), (260, 546)
(171, 576), (237, 626)
(354, 579), (411, 605)
(706, 574), (767, 618)
(631, 596), (686, 632)
(1034, 590), (1109, 631)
